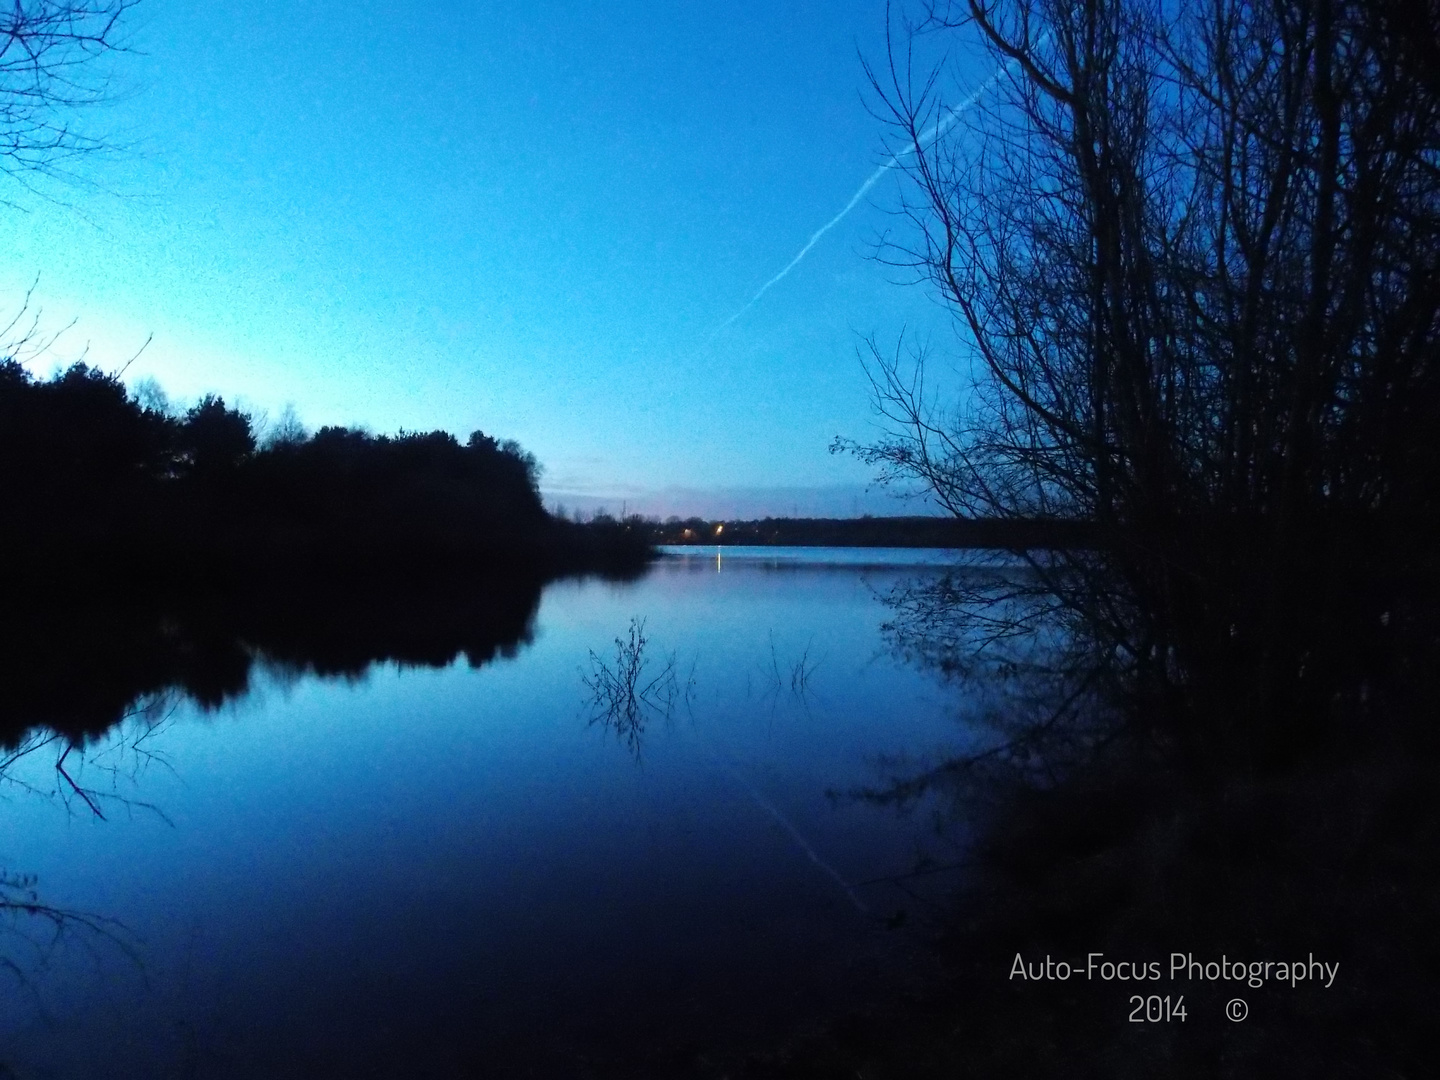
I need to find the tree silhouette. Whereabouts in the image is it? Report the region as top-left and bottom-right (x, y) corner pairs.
(0, 1), (139, 196)
(179, 394), (255, 475)
(842, 0), (1439, 765)
(0, 363), (651, 597)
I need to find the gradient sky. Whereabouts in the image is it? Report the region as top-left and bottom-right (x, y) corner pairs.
(0, 0), (983, 516)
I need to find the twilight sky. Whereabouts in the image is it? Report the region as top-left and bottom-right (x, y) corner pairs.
(0, 1), (985, 517)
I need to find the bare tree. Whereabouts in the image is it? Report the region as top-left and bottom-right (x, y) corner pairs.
(0, 1), (138, 197)
(841, 0), (1440, 766)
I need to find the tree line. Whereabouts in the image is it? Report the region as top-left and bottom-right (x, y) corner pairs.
(0, 360), (649, 598)
(646, 515), (1097, 548)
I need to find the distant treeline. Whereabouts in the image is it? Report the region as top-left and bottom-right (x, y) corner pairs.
(644, 515), (1099, 549)
(0, 361), (650, 600)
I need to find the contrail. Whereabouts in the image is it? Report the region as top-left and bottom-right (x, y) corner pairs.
(706, 62), (1013, 343)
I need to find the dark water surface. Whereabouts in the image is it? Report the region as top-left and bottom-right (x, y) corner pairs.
(1, 548), (983, 1078)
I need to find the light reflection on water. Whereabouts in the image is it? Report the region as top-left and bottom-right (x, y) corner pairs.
(1, 551), (980, 1077)
(658, 542), (1004, 569)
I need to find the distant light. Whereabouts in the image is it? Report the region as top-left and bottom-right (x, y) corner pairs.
(715, 524), (724, 535)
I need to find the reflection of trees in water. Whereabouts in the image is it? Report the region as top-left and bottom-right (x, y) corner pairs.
(0, 715), (171, 998)
(759, 631), (822, 713)
(1, 860), (136, 993)
(0, 579), (550, 751)
(824, 553), (1438, 1077)
(0, 580), (555, 999)
(582, 618), (693, 760)
(853, 559), (1118, 808)
(1, 694), (178, 824)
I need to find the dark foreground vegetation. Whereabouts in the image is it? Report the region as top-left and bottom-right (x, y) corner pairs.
(719, 0), (1440, 1075)
(0, 360), (651, 607)
(648, 514), (1098, 548)
(719, 728), (1437, 1080)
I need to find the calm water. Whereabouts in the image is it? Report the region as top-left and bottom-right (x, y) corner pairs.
(1, 548), (985, 1077)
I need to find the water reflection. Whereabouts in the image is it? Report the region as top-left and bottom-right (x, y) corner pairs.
(1, 553), (971, 1078)
(0, 576), (555, 748)
(581, 617), (693, 760)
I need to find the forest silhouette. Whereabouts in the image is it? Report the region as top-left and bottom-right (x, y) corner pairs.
(0, 359), (649, 598)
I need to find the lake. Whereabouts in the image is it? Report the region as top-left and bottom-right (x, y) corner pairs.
(0, 547), (988, 1078)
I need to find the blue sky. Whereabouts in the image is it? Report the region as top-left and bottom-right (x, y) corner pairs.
(0, 0), (979, 516)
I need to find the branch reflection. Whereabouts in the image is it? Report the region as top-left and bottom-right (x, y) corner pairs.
(582, 617), (693, 760)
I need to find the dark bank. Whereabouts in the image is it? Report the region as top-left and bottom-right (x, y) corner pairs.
(0, 359), (651, 607)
